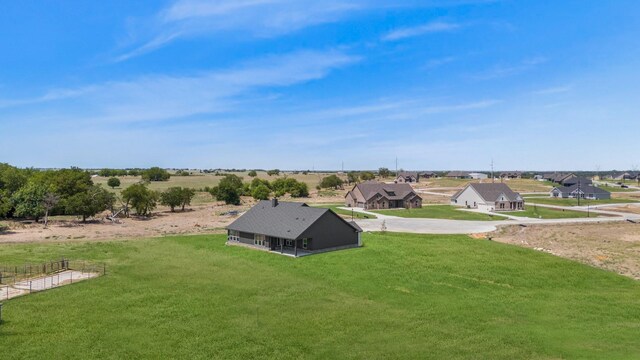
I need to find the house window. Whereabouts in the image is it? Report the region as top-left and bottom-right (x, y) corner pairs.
(254, 234), (266, 246)
(303, 238), (310, 249)
(228, 230), (239, 242)
(286, 239), (293, 247)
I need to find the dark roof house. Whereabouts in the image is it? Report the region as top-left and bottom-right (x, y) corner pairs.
(226, 199), (362, 256)
(395, 171), (419, 183)
(446, 171), (471, 179)
(345, 181), (422, 210)
(550, 184), (611, 200)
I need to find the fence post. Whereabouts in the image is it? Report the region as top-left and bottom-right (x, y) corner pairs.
(29, 281), (32, 293)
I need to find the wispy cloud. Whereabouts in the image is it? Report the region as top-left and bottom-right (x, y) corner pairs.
(471, 57), (547, 80)
(531, 84), (572, 95)
(115, 0), (364, 62)
(1, 50), (359, 123)
(382, 21), (462, 41)
(424, 56), (457, 69)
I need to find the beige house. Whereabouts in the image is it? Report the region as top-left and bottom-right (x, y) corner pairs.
(451, 183), (524, 212)
(345, 181), (422, 210)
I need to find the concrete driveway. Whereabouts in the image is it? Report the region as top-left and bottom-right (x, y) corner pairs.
(340, 205), (640, 235)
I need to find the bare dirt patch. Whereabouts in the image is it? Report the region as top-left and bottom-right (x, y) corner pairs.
(492, 222), (640, 280)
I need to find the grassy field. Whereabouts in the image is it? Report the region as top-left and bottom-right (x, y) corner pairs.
(1, 233), (640, 359)
(502, 206), (593, 219)
(92, 171), (344, 205)
(524, 197), (640, 206)
(372, 205), (507, 221)
(311, 204), (377, 219)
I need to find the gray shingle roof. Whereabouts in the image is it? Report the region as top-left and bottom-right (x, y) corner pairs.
(453, 183), (521, 202)
(226, 200), (360, 240)
(447, 171), (470, 177)
(553, 184), (610, 195)
(354, 181), (420, 201)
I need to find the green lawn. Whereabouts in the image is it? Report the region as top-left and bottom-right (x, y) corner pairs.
(372, 205), (507, 221)
(1, 234), (639, 359)
(502, 205), (594, 219)
(311, 204), (377, 219)
(598, 185), (638, 193)
(524, 197), (640, 206)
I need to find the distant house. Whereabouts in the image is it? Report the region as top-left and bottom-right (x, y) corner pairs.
(533, 174), (544, 181)
(345, 181), (422, 210)
(395, 171), (419, 183)
(419, 171), (436, 179)
(446, 171), (471, 179)
(500, 171), (522, 179)
(451, 183), (524, 212)
(226, 199), (362, 257)
(469, 172), (488, 180)
(544, 173), (576, 184)
(561, 176), (593, 187)
(608, 172), (629, 180)
(550, 184), (611, 200)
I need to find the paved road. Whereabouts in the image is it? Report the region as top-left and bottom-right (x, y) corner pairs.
(341, 205), (640, 235)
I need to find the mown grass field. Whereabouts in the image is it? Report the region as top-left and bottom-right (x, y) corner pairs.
(311, 204), (377, 219)
(524, 197), (640, 206)
(598, 184), (639, 192)
(1, 233), (639, 359)
(502, 206), (593, 219)
(372, 205), (507, 221)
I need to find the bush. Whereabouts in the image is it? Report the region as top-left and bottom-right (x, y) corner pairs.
(251, 184), (271, 200)
(320, 175), (344, 189)
(248, 170), (257, 177)
(360, 171), (375, 181)
(107, 177), (121, 189)
(267, 169), (280, 176)
(210, 175), (243, 205)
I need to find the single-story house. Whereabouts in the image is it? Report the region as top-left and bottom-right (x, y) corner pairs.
(550, 184), (611, 200)
(419, 171), (436, 179)
(561, 176), (593, 187)
(469, 172), (488, 180)
(533, 174), (544, 181)
(608, 172), (630, 180)
(544, 173), (576, 184)
(451, 183), (524, 212)
(395, 171), (419, 183)
(500, 171), (522, 179)
(226, 199), (362, 257)
(446, 171), (471, 179)
(345, 181), (422, 210)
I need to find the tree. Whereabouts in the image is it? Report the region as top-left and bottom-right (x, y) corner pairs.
(347, 171), (359, 185)
(360, 171), (375, 181)
(142, 167), (171, 182)
(107, 177), (121, 189)
(251, 184), (271, 200)
(65, 185), (115, 223)
(160, 187), (196, 212)
(211, 174), (244, 205)
(121, 183), (159, 217)
(378, 167), (391, 178)
(42, 193), (60, 227)
(248, 170), (258, 177)
(267, 169), (280, 176)
(319, 175), (344, 189)
(11, 182), (48, 222)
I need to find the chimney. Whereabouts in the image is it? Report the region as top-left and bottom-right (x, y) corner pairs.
(271, 198), (278, 207)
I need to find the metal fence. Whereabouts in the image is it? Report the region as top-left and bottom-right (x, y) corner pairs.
(0, 259), (106, 301)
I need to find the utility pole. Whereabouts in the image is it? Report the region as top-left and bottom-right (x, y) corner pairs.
(491, 159), (495, 183)
(395, 157), (398, 175)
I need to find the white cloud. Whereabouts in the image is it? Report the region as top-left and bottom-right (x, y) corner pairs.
(115, 0), (364, 61)
(382, 21), (462, 41)
(471, 57), (548, 80)
(531, 85), (572, 95)
(0, 50), (359, 123)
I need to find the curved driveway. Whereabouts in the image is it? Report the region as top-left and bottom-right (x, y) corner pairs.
(341, 205), (640, 235)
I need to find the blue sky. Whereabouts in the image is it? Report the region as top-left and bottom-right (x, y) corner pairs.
(1, 0), (639, 171)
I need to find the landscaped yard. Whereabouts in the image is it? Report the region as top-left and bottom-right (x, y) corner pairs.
(502, 205), (594, 219)
(372, 205), (507, 220)
(1, 233), (639, 359)
(524, 197), (640, 206)
(598, 184), (639, 192)
(311, 203), (377, 219)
